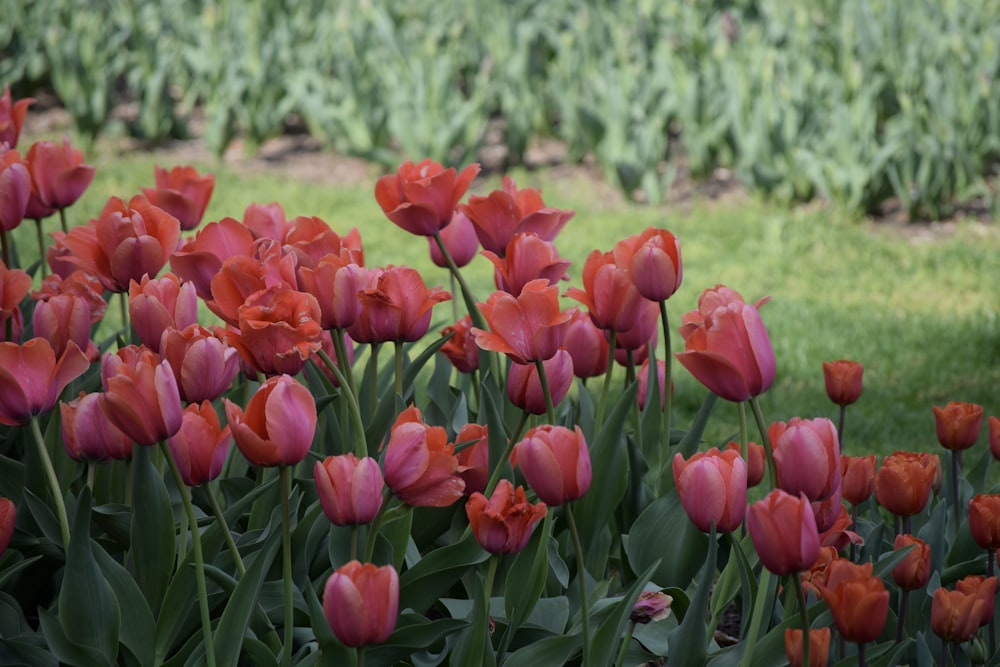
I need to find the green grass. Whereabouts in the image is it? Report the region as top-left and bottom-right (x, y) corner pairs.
(12, 133), (1000, 459)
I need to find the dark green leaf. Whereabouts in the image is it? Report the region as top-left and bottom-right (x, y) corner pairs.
(130, 445), (175, 616)
(626, 491), (708, 589)
(399, 535), (490, 614)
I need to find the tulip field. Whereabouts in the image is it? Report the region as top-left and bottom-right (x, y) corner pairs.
(3, 3), (1000, 664)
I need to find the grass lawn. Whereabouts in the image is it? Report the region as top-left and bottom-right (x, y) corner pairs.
(14, 129), (1000, 461)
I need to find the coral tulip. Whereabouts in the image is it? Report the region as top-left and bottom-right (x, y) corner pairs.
(224, 374), (316, 467)
(383, 406), (465, 507)
(933, 401), (984, 451)
(296, 251), (365, 330)
(747, 489), (820, 576)
(243, 201), (290, 241)
(314, 454), (384, 526)
(784, 627), (831, 667)
(32, 293), (98, 361)
(440, 315), (479, 374)
(672, 448), (748, 533)
(473, 279), (573, 364)
(482, 232), (570, 296)
(726, 440), (765, 488)
(637, 358), (668, 411)
(819, 559), (889, 644)
(24, 139), (95, 210)
(460, 175), (573, 256)
(61, 391), (133, 462)
(428, 210), (478, 268)
(455, 423), (489, 496)
(968, 494), (1000, 551)
(956, 575), (998, 627)
(224, 286), (323, 377)
(800, 547), (839, 598)
(891, 534), (931, 591)
(840, 454), (876, 505)
(205, 241), (298, 327)
(0, 148), (30, 231)
(511, 424), (591, 506)
(874, 452), (935, 518)
(375, 159), (479, 237)
(0, 338), (89, 425)
(817, 503), (863, 551)
(348, 266), (451, 344)
(283, 216), (363, 269)
(465, 479), (548, 554)
(822, 360), (864, 407)
(565, 249), (652, 334)
(0, 85), (32, 148)
(932, 587), (985, 643)
(128, 273), (198, 353)
(323, 561), (399, 647)
(166, 402), (232, 486)
(614, 226), (683, 302)
(170, 216), (256, 300)
(160, 324), (240, 403)
(506, 350), (573, 415)
(676, 285), (775, 403)
(562, 308), (608, 379)
(141, 165), (215, 231)
(100, 346), (183, 445)
(0, 260), (30, 342)
(771, 417), (841, 502)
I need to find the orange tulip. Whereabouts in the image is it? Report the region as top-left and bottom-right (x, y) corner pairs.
(284, 216), (363, 270)
(206, 240), (297, 326)
(821, 360), (864, 407)
(439, 315), (479, 374)
(746, 489), (819, 576)
(969, 494), (1000, 551)
(0, 338), (89, 426)
(891, 534), (931, 591)
(383, 406), (465, 508)
(141, 164), (215, 230)
(465, 479), (548, 554)
(323, 561), (399, 647)
(375, 159), (479, 237)
(474, 279), (573, 364)
(512, 424), (591, 506)
(565, 249), (652, 334)
(932, 586), (985, 643)
(841, 454), (877, 505)
(874, 452), (935, 518)
(819, 559), (889, 644)
(784, 627), (831, 667)
(956, 575), (998, 627)
(672, 447), (748, 533)
(170, 216), (256, 300)
(800, 546), (840, 598)
(933, 401), (984, 451)
(224, 286), (323, 377)
(460, 175), (573, 256)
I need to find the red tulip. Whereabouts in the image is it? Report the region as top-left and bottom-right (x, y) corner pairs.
(32, 294), (98, 361)
(61, 195), (180, 293)
(482, 232), (570, 296)
(784, 627), (831, 667)
(128, 273), (198, 353)
(968, 494), (1000, 551)
(990, 416), (1000, 461)
(770, 417), (841, 502)
(206, 241), (298, 327)
(460, 176), (573, 256)
(562, 308), (608, 379)
(166, 402), (232, 486)
(819, 559), (889, 644)
(440, 315), (480, 374)
(0, 148), (30, 231)
(375, 159), (480, 237)
(24, 139), (94, 210)
(614, 227), (682, 302)
(383, 406), (465, 507)
(0, 85), (33, 148)
(32, 271), (107, 324)
(474, 279), (573, 364)
(347, 266), (451, 344)
(891, 533), (931, 591)
(822, 360), (864, 407)
(160, 324), (240, 403)
(283, 216), (363, 268)
(224, 374), (316, 467)
(874, 451), (935, 518)
(0, 338), (89, 425)
(676, 285), (775, 402)
(726, 440), (765, 488)
(323, 561), (399, 647)
(817, 502), (863, 550)
(223, 286), (323, 377)
(465, 479), (548, 554)
(672, 448), (747, 532)
(170, 216), (256, 300)
(800, 547), (840, 598)
(314, 454), (384, 526)
(455, 423), (489, 496)
(60, 391), (133, 462)
(141, 165), (215, 231)
(956, 575), (998, 627)
(0, 496), (14, 559)
(242, 201), (290, 241)
(565, 249), (651, 334)
(512, 424), (591, 506)
(932, 587), (985, 643)
(428, 210), (478, 268)
(840, 454), (876, 505)
(933, 401), (983, 451)
(506, 350), (573, 415)
(100, 346), (183, 445)
(296, 251), (364, 330)
(0, 260), (30, 341)
(747, 489), (820, 576)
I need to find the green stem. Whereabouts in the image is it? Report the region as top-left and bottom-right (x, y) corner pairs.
(595, 330), (617, 431)
(534, 359), (556, 424)
(317, 349), (367, 458)
(350, 525), (359, 562)
(483, 554), (500, 663)
(331, 328), (357, 396)
(565, 502), (591, 667)
(367, 343), (380, 418)
(119, 291), (131, 344)
(394, 340), (404, 402)
(363, 491), (392, 563)
(612, 622), (636, 667)
(432, 231), (486, 331)
(950, 450), (962, 535)
(206, 482), (245, 577)
(29, 416), (71, 550)
(484, 412), (529, 498)
(738, 569), (776, 667)
(279, 466), (294, 667)
(659, 302), (673, 488)
(160, 442), (216, 667)
(792, 574), (810, 667)
(838, 404), (847, 452)
(34, 219), (48, 278)
(748, 396), (777, 490)
(738, 400), (749, 466)
(896, 588), (908, 644)
(0, 228), (9, 268)
(58, 206), (69, 234)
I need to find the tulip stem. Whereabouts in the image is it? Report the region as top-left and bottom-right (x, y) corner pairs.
(738, 569), (775, 667)
(58, 207), (69, 234)
(279, 465), (295, 667)
(990, 548), (997, 656)
(393, 341), (404, 402)
(484, 415), (525, 498)
(159, 442), (216, 667)
(792, 575), (810, 667)
(738, 400), (749, 468)
(432, 231), (486, 332)
(565, 502), (592, 667)
(317, 349), (367, 458)
(119, 292), (131, 343)
(950, 450), (962, 534)
(34, 219), (47, 278)
(0, 228), (9, 268)
(534, 359), (556, 424)
(29, 416), (71, 550)
(896, 589), (908, 644)
(837, 404), (847, 451)
(331, 328), (357, 396)
(206, 482), (245, 577)
(858, 641), (867, 667)
(612, 621), (636, 667)
(748, 397), (777, 490)
(659, 302), (673, 488)
(595, 331), (617, 432)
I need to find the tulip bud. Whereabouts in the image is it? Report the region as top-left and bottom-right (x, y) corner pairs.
(891, 534), (931, 591)
(672, 448), (747, 533)
(840, 455), (876, 505)
(512, 425), (591, 506)
(747, 489), (820, 576)
(784, 627), (831, 667)
(465, 479), (547, 554)
(61, 392), (133, 462)
(933, 401), (984, 451)
(323, 561), (399, 647)
(224, 374), (316, 467)
(821, 360), (863, 407)
(314, 454), (384, 526)
(383, 406), (465, 507)
(166, 402), (231, 486)
(506, 350), (573, 415)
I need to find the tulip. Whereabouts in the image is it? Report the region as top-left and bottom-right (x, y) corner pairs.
(375, 159), (480, 237)
(841, 455), (876, 505)
(206, 242), (298, 327)
(506, 350), (573, 415)
(314, 454), (384, 526)
(614, 227), (683, 302)
(348, 266), (451, 344)
(891, 534), (931, 591)
(243, 201), (289, 241)
(874, 451), (935, 518)
(224, 374), (316, 467)
(224, 286), (323, 377)
(565, 249), (652, 334)
(675, 285), (775, 403)
(482, 232), (570, 296)
(990, 416), (1000, 461)
(630, 591), (674, 624)
(383, 406), (465, 507)
(140, 165), (215, 231)
(61, 392), (133, 462)
(933, 401), (984, 451)
(166, 402), (232, 486)
(784, 627), (831, 667)
(170, 216), (256, 300)
(932, 587), (985, 643)
(800, 546), (839, 598)
(770, 417), (841, 502)
(0, 148), (30, 232)
(0, 260), (30, 342)
(428, 210), (478, 268)
(296, 251), (364, 330)
(613, 303), (659, 365)
(672, 448), (747, 533)
(0, 338), (89, 425)
(636, 358), (668, 411)
(474, 279), (574, 364)
(822, 360), (864, 407)
(562, 308), (608, 379)
(465, 479), (548, 554)
(0, 85), (32, 148)
(323, 560), (399, 647)
(817, 504), (863, 551)
(283, 217), (364, 269)
(32, 293), (98, 361)
(819, 559), (889, 644)
(24, 139), (95, 210)
(32, 270), (107, 324)
(100, 346), (183, 445)
(512, 424), (591, 506)
(160, 324), (241, 403)
(747, 489), (820, 576)
(0, 497), (14, 558)
(726, 441), (765, 488)
(455, 423), (489, 496)
(957, 575), (998, 628)
(128, 273), (198, 353)
(460, 176), (573, 256)
(810, 485), (846, 533)
(968, 494), (1000, 551)
(440, 315), (480, 374)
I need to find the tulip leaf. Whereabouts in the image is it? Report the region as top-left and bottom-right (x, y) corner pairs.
(366, 613), (469, 664)
(590, 561), (659, 667)
(625, 490), (709, 589)
(667, 524), (716, 667)
(502, 632), (579, 667)
(399, 535), (490, 614)
(660, 391), (718, 492)
(37, 607), (113, 667)
(0, 555), (42, 592)
(449, 569), (497, 667)
(0, 636), (59, 667)
(305, 582), (355, 666)
(504, 512), (552, 637)
(130, 445), (176, 617)
(21, 488), (61, 547)
(0, 451), (24, 502)
(481, 379), (508, 478)
(93, 545), (155, 667)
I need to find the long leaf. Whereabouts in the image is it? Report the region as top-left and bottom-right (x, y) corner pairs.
(399, 535), (490, 614)
(130, 445), (175, 616)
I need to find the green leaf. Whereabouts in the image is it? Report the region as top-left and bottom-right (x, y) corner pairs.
(38, 607), (112, 667)
(93, 547), (155, 667)
(21, 488), (61, 547)
(626, 490), (709, 589)
(667, 524), (717, 667)
(130, 445), (176, 616)
(399, 535), (490, 614)
(305, 582), (354, 666)
(503, 632), (578, 667)
(365, 614), (468, 665)
(590, 561), (659, 667)
(503, 512), (552, 635)
(661, 391), (718, 491)
(448, 568), (497, 667)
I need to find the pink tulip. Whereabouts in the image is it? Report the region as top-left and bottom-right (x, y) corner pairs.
(383, 406), (465, 507)
(323, 561), (399, 647)
(224, 374), (316, 467)
(672, 448), (747, 532)
(771, 417), (841, 502)
(166, 402), (232, 486)
(512, 425), (591, 506)
(314, 454), (384, 526)
(141, 164), (215, 231)
(128, 273), (198, 353)
(747, 489), (820, 576)
(375, 159), (480, 237)
(61, 392), (133, 462)
(160, 324), (240, 403)
(100, 345), (183, 446)
(506, 350), (573, 415)
(0, 338), (89, 425)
